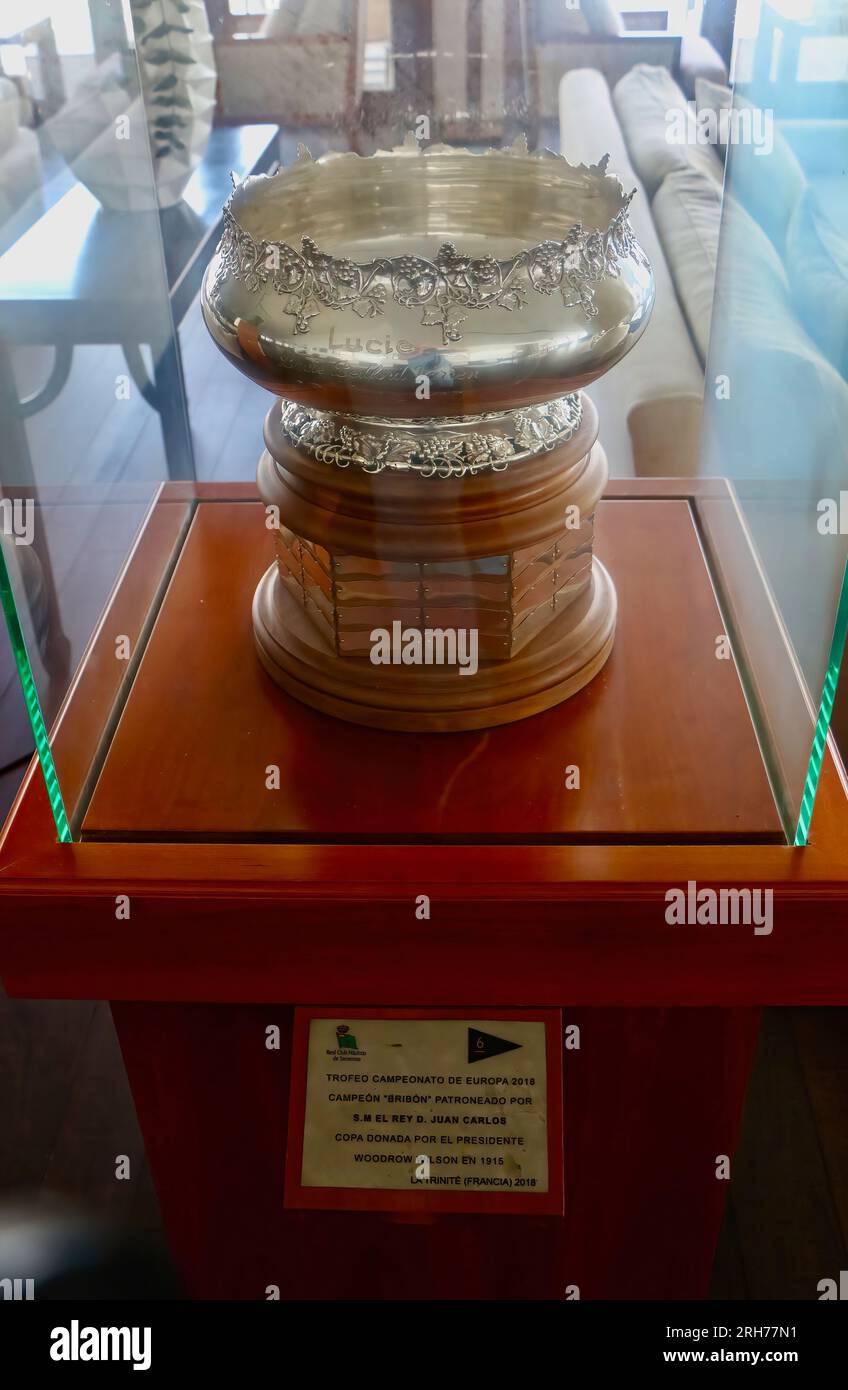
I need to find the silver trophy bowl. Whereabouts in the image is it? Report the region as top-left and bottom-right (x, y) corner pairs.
(201, 137), (654, 419)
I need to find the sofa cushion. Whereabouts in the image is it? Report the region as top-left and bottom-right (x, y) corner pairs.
(712, 192), (791, 325)
(703, 192), (848, 488)
(786, 185), (848, 379)
(728, 116), (806, 258)
(693, 76), (732, 151)
(613, 64), (723, 200)
(559, 68), (705, 476)
(776, 118), (848, 179)
(626, 395), (705, 478)
(807, 174), (848, 244)
(652, 168), (723, 364)
(694, 78), (806, 254)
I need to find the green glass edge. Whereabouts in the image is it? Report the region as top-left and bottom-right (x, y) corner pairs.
(0, 542), (72, 843)
(795, 558), (848, 847)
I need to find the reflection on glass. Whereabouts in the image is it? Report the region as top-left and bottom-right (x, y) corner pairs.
(0, 0), (844, 850)
(701, 0), (848, 840)
(0, 0), (190, 838)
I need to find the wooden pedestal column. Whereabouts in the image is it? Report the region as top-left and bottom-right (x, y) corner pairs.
(111, 1000), (760, 1301)
(253, 396), (616, 730)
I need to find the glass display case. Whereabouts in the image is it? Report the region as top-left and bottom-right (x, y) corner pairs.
(0, 0), (845, 849)
(2, 0), (848, 1306)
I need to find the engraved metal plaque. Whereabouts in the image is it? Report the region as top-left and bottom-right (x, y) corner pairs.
(285, 1008), (563, 1214)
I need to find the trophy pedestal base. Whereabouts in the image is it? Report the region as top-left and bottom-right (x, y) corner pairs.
(253, 559), (616, 732)
(76, 491), (782, 844)
(254, 392), (616, 730)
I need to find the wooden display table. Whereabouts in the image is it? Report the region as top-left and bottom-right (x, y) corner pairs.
(2, 480), (848, 1299)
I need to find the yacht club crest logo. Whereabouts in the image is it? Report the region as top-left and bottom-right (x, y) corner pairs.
(327, 1024), (366, 1059)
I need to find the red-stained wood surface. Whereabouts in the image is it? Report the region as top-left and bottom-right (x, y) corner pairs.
(1, 483), (848, 1008)
(112, 1000), (759, 1300)
(80, 496), (780, 841)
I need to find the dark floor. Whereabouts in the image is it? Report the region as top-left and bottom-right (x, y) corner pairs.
(709, 1009), (848, 1298)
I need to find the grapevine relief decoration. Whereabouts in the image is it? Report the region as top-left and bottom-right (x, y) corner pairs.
(211, 153), (640, 346)
(278, 395), (583, 479)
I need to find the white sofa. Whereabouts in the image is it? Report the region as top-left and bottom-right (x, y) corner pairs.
(559, 67), (707, 477)
(560, 64), (848, 481)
